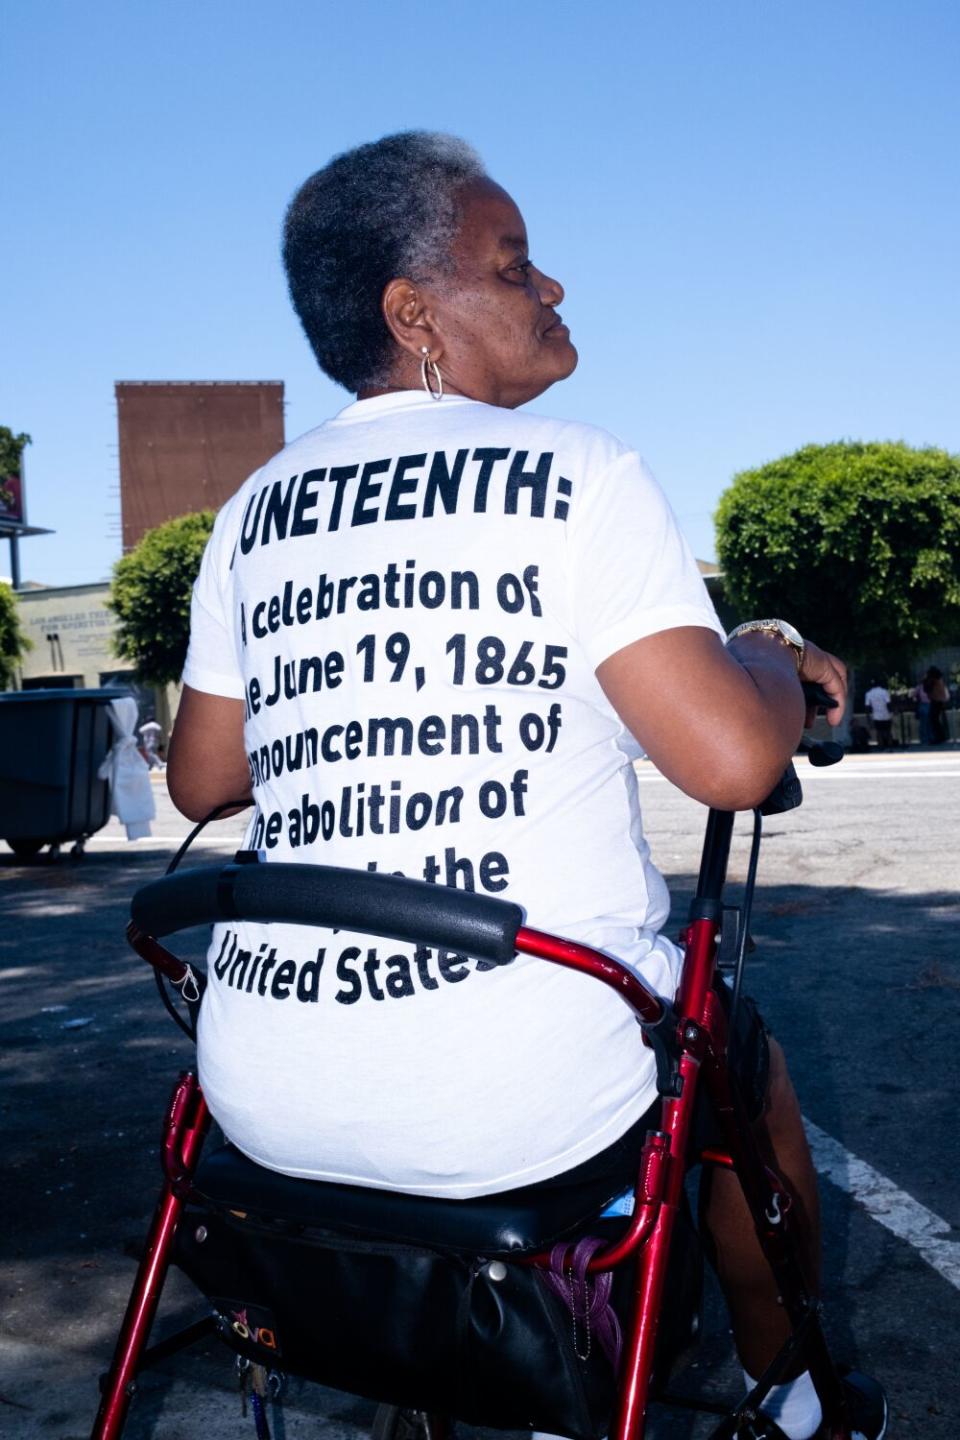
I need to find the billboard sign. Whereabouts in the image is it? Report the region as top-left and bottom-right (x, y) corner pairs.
(0, 470), (25, 525)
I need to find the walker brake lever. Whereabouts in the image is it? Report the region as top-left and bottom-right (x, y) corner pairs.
(801, 682), (838, 711)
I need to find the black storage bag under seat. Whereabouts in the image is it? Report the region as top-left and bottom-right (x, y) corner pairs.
(175, 1201), (702, 1440)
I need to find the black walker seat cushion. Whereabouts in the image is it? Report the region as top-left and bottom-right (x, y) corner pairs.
(191, 1143), (626, 1255)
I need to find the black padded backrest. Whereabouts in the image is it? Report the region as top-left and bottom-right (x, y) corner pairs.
(130, 862), (523, 965)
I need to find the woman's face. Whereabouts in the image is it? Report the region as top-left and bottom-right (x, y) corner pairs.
(425, 178), (578, 408)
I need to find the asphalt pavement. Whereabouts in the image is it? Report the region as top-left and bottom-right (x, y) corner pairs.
(1, 748), (959, 1438)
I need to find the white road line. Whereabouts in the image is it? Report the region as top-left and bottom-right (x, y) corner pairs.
(634, 768), (960, 783)
(803, 1117), (960, 1292)
(839, 756), (960, 764)
(801, 770), (960, 780)
(83, 835), (240, 847)
(820, 759), (960, 769)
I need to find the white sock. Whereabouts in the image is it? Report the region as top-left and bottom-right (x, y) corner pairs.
(743, 1368), (823, 1440)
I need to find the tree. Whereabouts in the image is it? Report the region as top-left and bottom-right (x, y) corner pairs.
(109, 511), (215, 686)
(0, 583), (32, 688)
(715, 441), (960, 664)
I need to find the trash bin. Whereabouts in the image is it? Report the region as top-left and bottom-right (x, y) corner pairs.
(0, 688), (132, 858)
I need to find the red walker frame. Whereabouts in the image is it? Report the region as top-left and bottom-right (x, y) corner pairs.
(91, 801), (855, 1440)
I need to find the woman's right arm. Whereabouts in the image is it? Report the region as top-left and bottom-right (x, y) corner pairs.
(569, 451), (846, 810)
(597, 625), (847, 811)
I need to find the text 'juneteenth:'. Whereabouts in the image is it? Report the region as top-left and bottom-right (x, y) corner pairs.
(234, 448), (573, 555)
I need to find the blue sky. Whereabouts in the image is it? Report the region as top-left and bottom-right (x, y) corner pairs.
(4, 0), (958, 585)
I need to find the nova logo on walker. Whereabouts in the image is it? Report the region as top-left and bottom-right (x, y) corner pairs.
(211, 1300), (282, 1356)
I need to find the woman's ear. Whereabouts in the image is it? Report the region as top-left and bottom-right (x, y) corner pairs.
(381, 278), (442, 362)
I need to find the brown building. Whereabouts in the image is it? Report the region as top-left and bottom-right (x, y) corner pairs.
(116, 380), (285, 550)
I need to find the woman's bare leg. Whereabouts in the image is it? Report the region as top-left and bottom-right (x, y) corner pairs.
(699, 1037), (821, 1378)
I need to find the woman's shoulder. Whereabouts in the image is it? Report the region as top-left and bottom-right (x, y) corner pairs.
(254, 398), (637, 470)
(488, 405), (638, 475)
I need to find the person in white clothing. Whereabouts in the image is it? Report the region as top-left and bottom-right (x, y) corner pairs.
(138, 717), (165, 770)
(167, 134), (884, 1439)
(864, 680), (893, 750)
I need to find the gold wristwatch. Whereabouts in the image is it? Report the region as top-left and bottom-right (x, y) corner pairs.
(726, 618), (805, 672)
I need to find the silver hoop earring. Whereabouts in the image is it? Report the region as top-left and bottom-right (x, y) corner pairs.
(420, 347), (443, 400)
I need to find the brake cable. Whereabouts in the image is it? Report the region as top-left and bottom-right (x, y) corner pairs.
(727, 807), (762, 1036)
(152, 799), (253, 1041)
(728, 685), (842, 1034)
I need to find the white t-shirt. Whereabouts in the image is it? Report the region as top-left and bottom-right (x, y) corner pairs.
(182, 391), (724, 1196)
(865, 686), (891, 721)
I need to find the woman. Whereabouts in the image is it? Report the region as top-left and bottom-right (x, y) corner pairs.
(914, 676), (932, 744)
(168, 133), (882, 1440)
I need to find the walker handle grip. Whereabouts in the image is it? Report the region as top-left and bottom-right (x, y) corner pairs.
(130, 860), (524, 965)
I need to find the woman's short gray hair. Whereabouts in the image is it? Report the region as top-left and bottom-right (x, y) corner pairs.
(282, 131), (486, 394)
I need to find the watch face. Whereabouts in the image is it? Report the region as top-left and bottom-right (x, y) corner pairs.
(778, 620), (803, 648)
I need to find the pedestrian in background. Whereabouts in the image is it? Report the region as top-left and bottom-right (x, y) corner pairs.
(137, 716), (165, 770)
(924, 666), (950, 745)
(913, 675), (932, 743)
(864, 678), (894, 751)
